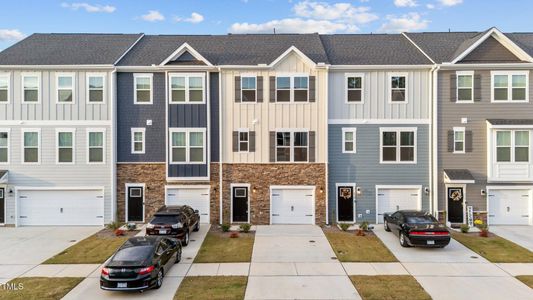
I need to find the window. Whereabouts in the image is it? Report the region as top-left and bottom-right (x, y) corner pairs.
(134, 74), (152, 104)
(0, 130), (9, 163)
(170, 129), (206, 164)
(492, 71), (529, 102)
(87, 74), (105, 103)
(0, 74), (9, 103)
(456, 71), (473, 102)
(390, 74), (407, 103)
(454, 127), (465, 153)
(241, 77), (256, 102)
(496, 130), (529, 162)
(57, 129), (74, 164)
(56, 73), (74, 103)
(87, 130), (105, 163)
(276, 76), (308, 102)
(22, 73), (40, 103)
(22, 129), (40, 164)
(346, 74), (363, 103)
(342, 128), (356, 153)
(131, 128), (145, 154)
(169, 74), (205, 103)
(235, 188), (247, 197)
(129, 188), (142, 197)
(276, 131), (308, 162)
(381, 128), (416, 163)
(238, 130), (249, 152)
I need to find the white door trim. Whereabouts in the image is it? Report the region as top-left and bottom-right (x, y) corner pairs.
(335, 183), (356, 223)
(269, 185), (316, 225)
(230, 183), (251, 224)
(375, 185), (422, 224)
(444, 184), (467, 224)
(125, 183), (145, 223)
(486, 185), (533, 225)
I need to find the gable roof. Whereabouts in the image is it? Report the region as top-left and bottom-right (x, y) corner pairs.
(160, 42), (213, 66)
(0, 33), (143, 66)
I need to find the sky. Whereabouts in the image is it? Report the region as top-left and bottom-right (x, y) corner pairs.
(1, 0), (532, 50)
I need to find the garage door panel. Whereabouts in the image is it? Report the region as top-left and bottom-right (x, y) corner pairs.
(489, 189), (530, 225)
(377, 188), (419, 224)
(166, 188), (210, 224)
(271, 188), (314, 225)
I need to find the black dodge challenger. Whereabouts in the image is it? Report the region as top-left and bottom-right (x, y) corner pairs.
(384, 210), (451, 248)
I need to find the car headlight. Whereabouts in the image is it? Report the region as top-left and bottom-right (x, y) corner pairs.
(146, 223), (155, 229)
(171, 222), (183, 229)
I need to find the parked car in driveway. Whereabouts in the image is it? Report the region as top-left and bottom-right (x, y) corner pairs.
(384, 210), (451, 248)
(146, 205), (200, 246)
(100, 236), (181, 292)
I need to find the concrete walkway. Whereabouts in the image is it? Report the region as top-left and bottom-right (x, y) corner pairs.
(490, 226), (533, 252)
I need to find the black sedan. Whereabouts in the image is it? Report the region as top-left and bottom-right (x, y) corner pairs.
(100, 236), (181, 292)
(384, 210), (450, 248)
(146, 205), (200, 246)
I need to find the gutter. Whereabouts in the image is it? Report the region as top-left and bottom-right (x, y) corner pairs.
(218, 66), (223, 225)
(431, 64), (441, 218)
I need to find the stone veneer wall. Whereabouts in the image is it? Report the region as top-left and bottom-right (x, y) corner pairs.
(221, 163), (327, 225)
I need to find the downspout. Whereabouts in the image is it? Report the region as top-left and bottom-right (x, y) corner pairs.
(324, 65), (330, 225)
(431, 64), (441, 219)
(111, 69), (117, 224)
(218, 67), (223, 225)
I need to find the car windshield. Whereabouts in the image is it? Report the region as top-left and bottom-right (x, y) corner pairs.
(151, 216), (179, 224)
(113, 246), (153, 262)
(406, 215), (436, 224)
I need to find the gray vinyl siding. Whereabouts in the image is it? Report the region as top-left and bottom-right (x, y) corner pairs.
(210, 72), (220, 162)
(116, 72), (165, 162)
(459, 36), (523, 63)
(328, 124), (430, 223)
(438, 69), (533, 212)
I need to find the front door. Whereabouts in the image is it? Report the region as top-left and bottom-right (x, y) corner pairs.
(0, 188), (4, 224)
(447, 187), (464, 223)
(337, 186), (354, 222)
(232, 187), (248, 223)
(127, 186), (144, 222)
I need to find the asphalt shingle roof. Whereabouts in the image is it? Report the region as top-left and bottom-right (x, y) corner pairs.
(444, 169), (475, 181)
(404, 32), (483, 63)
(487, 119), (533, 125)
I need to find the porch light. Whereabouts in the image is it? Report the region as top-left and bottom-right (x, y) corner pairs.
(424, 187), (430, 195)
(480, 189), (486, 196)
(356, 187), (362, 195)
(252, 187), (257, 193)
(319, 187), (324, 193)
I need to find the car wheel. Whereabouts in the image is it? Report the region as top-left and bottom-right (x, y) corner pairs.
(182, 230), (190, 247)
(193, 221), (200, 232)
(175, 247), (182, 264)
(384, 220), (391, 232)
(399, 232), (410, 248)
(154, 269), (164, 289)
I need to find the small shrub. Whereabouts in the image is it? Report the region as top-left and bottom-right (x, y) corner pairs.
(339, 223), (351, 231)
(359, 221), (369, 231)
(221, 223), (231, 232)
(229, 232), (239, 238)
(107, 221), (123, 230)
(460, 224), (470, 233)
(114, 229), (125, 236)
(239, 223), (251, 233)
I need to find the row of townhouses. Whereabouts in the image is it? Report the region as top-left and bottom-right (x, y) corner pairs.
(0, 27), (532, 228)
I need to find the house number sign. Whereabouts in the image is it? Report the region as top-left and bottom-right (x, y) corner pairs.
(467, 206), (473, 228)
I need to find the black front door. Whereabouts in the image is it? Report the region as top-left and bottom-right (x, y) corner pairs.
(232, 187), (248, 222)
(0, 188), (4, 224)
(448, 187), (464, 223)
(338, 186), (354, 222)
(127, 186), (144, 222)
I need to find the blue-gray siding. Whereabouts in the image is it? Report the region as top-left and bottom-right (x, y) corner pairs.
(210, 72), (220, 162)
(328, 124), (430, 223)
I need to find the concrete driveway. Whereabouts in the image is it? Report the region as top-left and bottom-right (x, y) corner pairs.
(0, 226), (100, 283)
(490, 225), (533, 251)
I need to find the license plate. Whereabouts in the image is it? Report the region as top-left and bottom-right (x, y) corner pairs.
(117, 282), (127, 288)
(159, 230), (167, 234)
(427, 240), (435, 245)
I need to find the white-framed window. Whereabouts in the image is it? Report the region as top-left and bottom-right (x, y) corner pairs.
(22, 73), (40, 103)
(346, 73), (363, 103)
(56, 129), (75, 164)
(241, 76), (257, 103)
(0, 129), (10, 164)
(22, 129), (40, 164)
(234, 187), (247, 197)
(496, 130), (529, 162)
(87, 73), (105, 104)
(453, 127), (465, 154)
(0, 73), (10, 103)
(389, 73), (407, 103)
(342, 128), (357, 153)
(238, 129), (249, 152)
(129, 188), (142, 197)
(456, 71), (474, 102)
(87, 129), (105, 164)
(380, 127), (416, 164)
(169, 73), (205, 104)
(491, 71), (529, 102)
(276, 130), (309, 162)
(131, 128), (145, 154)
(276, 75), (309, 102)
(134, 73), (153, 104)
(169, 128), (206, 164)
(56, 73), (74, 104)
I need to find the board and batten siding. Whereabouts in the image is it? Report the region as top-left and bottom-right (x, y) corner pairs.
(328, 70), (431, 121)
(328, 124), (430, 223)
(221, 52), (327, 163)
(0, 70), (112, 121)
(438, 69), (533, 212)
(3, 125), (113, 225)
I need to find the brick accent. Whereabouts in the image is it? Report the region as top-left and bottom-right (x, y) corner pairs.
(221, 163), (327, 225)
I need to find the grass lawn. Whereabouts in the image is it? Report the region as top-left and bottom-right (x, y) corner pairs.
(516, 276), (533, 289)
(174, 276), (247, 300)
(324, 230), (397, 262)
(350, 275), (431, 300)
(451, 231), (533, 263)
(194, 230), (255, 263)
(0, 277), (83, 300)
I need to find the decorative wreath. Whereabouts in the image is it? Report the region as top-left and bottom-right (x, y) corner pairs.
(340, 187), (352, 200)
(449, 189), (463, 202)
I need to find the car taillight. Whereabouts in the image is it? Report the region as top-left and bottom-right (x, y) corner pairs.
(410, 231), (450, 236)
(138, 265), (155, 275)
(101, 267), (110, 276)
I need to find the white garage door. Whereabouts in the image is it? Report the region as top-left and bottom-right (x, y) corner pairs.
(166, 187), (210, 224)
(489, 189), (531, 225)
(271, 188), (314, 224)
(18, 189), (104, 226)
(377, 188), (420, 223)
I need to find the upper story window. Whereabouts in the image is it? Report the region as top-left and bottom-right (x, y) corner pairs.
(492, 71), (529, 102)
(380, 128), (416, 164)
(134, 73), (153, 104)
(131, 128), (145, 154)
(389, 73), (407, 103)
(22, 129), (40, 164)
(87, 129), (105, 164)
(453, 127), (465, 153)
(276, 131), (308, 162)
(238, 130), (249, 152)
(456, 71), (474, 102)
(169, 74), (205, 104)
(0, 130), (9, 163)
(87, 73), (105, 104)
(0, 74), (9, 103)
(57, 129), (75, 164)
(276, 76), (308, 102)
(56, 73), (74, 104)
(22, 73), (40, 103)
(346, 74), (363, 103)
(342, 128), (357, 153)
(496, 130), (529, 162)
(241, 77), (256, 102)
(170, 128), (206, 164)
